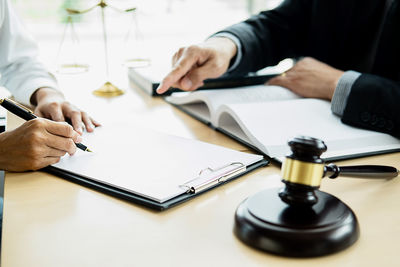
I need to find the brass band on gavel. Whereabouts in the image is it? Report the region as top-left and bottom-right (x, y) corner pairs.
(281, 158), (324, 187)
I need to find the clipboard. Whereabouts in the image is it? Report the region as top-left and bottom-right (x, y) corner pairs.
(44, 159), (268, 211)
(45, 123), (269, 211)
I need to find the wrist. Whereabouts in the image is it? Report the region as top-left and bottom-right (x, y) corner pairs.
(207, 36), (237, 61)
(31, 87), (64, 106)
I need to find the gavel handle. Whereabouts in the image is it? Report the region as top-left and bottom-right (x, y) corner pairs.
(324, 164), (399, 179)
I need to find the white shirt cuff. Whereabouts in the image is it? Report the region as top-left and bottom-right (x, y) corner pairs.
(331, 70), (361, 116)
(13, 76), (59, 107)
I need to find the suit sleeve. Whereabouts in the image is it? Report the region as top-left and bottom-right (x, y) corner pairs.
(218, 0), (313, 75)
(341, 74), (400, 137)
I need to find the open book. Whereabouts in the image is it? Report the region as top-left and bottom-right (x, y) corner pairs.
(49, 123), (266, 210)
(165, 85), (400, 161)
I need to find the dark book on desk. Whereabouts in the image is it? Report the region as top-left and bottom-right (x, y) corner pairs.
(127, 65), (273, 96)
(165, 85), (400, 162)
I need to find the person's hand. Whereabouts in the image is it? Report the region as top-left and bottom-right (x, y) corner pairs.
(0, 118), (82, 171)
(31, 87), (101, 135)
(156, 37), (237, 94)
(267, 57), (344, 100)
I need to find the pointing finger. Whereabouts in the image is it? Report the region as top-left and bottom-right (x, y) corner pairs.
(156, 52), (199, 94)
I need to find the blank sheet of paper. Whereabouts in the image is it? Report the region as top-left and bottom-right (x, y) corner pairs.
(53, 122), (263, 203)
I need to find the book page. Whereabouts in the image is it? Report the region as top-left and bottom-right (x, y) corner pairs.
(166, 85), (300, 125)
(52, 122), (263, 203)
(216, 99), (400, 159)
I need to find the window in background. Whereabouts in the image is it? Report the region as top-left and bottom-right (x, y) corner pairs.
(10, 0), (285, 80)
(11, 1), (248, 69)
(11, 0), (284, 42)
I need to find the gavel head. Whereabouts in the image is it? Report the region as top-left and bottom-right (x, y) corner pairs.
(279, 136), (327, 207)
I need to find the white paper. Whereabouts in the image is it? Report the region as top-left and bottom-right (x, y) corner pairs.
(166, 85), (300, 125)
(167, 85), (400, 160)
(53, 123), (263, 203)
(217, 98), (400, 158)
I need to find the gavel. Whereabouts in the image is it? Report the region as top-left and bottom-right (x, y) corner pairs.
(279, 136), (398, 207)
(234, 135), (398, 257)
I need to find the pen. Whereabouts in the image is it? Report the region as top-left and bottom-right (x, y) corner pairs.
(0, 98), (92, 152)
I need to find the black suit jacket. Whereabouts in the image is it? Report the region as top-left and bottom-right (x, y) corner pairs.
(221, 0), (400, 137)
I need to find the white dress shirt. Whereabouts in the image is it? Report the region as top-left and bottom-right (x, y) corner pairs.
(0, 0), (58, 106)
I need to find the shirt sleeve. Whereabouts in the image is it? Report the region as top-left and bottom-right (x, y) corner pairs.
(0, 0), (59, 106)
(331, 70), (361, 116)
(211, 32), (243, 73)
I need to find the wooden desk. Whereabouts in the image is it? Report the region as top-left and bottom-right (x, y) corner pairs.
(1, 79), (400, 267)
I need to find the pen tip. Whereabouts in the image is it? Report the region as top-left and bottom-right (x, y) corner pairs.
(86, 148), (93, 152)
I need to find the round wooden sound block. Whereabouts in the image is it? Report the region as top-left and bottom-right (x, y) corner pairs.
(234, 188), (359, 257)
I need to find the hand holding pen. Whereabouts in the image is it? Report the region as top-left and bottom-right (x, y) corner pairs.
(0, 98), (92, 152)
(0, 98), (92, 171)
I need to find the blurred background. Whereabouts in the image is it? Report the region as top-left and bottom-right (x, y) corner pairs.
(10, 0), (284, 93)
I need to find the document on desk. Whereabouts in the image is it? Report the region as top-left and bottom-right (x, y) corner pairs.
(49, 122), (267, 210)
(166, 85), (400, 161)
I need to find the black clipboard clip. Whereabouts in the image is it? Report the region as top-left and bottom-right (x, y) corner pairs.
(179, 162), (246, 194)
